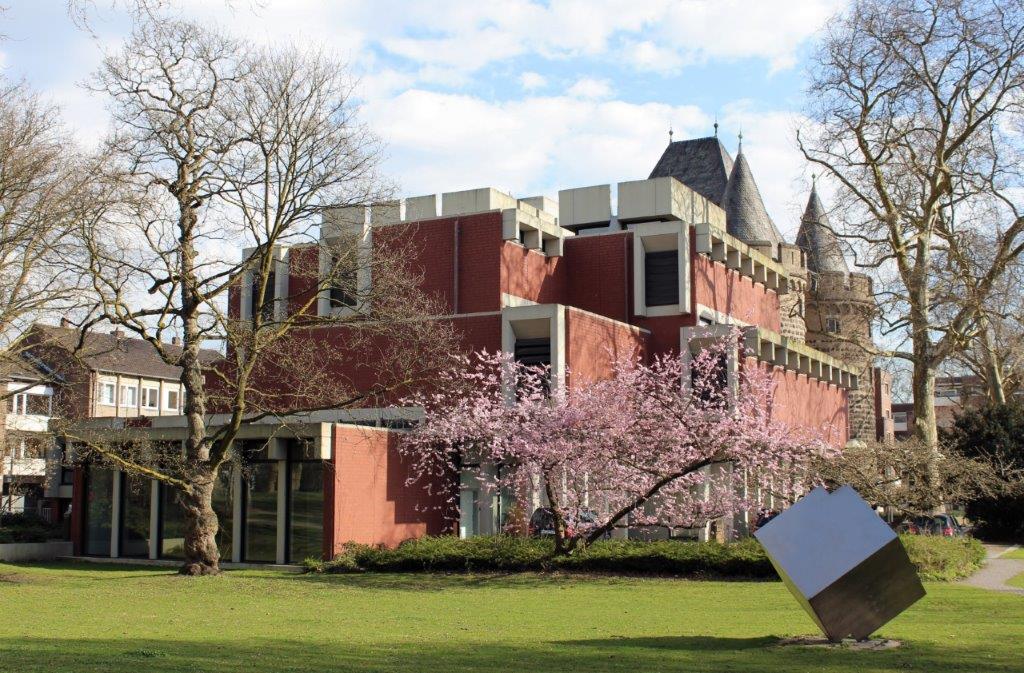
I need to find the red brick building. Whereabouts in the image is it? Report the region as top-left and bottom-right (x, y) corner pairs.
(67, 136), (892, 560)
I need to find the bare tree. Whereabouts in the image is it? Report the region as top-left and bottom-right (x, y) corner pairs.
(0, 77), (105, 506)
(812, 438), (994, 515)
(69, 18), (454, 575)
(800, 0), (1024, 458)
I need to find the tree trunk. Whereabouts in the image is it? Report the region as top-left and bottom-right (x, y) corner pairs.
(178, 473), (221, 575)
(543, 472), (569, 555)
(980, 322), (1007, 405)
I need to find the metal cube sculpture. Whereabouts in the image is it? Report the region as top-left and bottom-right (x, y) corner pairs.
(754, 485), (925, 641)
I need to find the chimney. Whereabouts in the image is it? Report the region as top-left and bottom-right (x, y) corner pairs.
(171, 336), (180, 346)
(111, 328), (125, 338)
(60, 318), (72, 328)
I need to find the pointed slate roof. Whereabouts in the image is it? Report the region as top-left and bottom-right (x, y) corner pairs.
(648, 136), (734, 206)
(796, 186), (849, 274)
(721, 150), (784, 247)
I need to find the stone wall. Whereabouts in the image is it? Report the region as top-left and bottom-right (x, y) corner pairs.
(805, 271), (877, 442)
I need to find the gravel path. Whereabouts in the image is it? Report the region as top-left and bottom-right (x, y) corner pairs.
(959, 544), (1024, 595)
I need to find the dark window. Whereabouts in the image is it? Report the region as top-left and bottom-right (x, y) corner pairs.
(83, 467), (113, 556)
(691, 351), (729, 406)
(825, 316), (841, 333)
(120, 474), (151, 558)
(286, 442), (323, 563)
(514, 338), (551, 368)
(328, 255), (357, 309)
(249, 272), (275, 320)
(645, 250), (679, 307)
(212, 468), (235, 560)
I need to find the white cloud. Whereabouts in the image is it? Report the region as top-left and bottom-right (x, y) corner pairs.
(566, 77), (612, 100)
(363, 88), (708, 199)
(519, 71), (547, 91)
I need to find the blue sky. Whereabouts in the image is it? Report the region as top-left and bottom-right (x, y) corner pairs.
(0, 0), (846, 240)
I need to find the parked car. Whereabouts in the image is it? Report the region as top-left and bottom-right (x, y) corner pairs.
(896, 514), (967, 537)
(528, 507), (600, 538)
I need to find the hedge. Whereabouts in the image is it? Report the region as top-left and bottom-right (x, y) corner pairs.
(0, 513), (64, 544)
(305, 534), (986, 582)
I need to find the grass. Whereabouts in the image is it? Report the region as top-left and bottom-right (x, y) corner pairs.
(1, 562), (1023, 672)
(1000, 547), (1024, 560)
(1009, 572), (1024, 589)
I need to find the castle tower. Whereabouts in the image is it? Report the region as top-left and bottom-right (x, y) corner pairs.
(797, 186), (878, 442)
(719, 143), (807, 339)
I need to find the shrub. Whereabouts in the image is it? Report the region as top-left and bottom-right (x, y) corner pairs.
(307, 534), (985, 582)
(0, 512), (62, 544)
(900, 534), (987, 581)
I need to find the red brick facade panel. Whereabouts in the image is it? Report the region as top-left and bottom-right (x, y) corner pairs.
(565, 307), (649, 388)
(325, 424), (453, 556)
(285, 244), (320, 317)
(500, 241), (567, 305)
(694, 255), (781, 333)
(744, 357), (849, 448)
(563, 233), (632, 324)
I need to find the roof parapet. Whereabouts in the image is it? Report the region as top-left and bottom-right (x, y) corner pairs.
(694, 221), (789, 294)
(743, 325), (858, 389)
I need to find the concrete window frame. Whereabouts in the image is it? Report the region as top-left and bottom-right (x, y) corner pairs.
(631, 221), (691, 318)
(318, 208), (372, 318)
(500, 303), (566, 393)
(679, 323), (740, 400)
(240, 246), (290, 322)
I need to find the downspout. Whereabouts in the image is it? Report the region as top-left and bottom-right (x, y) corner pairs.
(453, 219), (460, 314)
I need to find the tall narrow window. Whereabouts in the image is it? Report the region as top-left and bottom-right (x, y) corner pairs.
(250, 272), (276, 321)
(83, 467), (113, 556)
(825, 316), (841, 333)
(328, 255), (357, 309)
(120, 474), (151, 558)
(287, 441), (323, 563)
(644, 250), (679, 307)
(514, 338), (551, 396)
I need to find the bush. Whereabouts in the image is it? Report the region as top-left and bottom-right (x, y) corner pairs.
(900, 534), (987, 581)
(309, 532), (983, 581)
(0, 512), (63, 543)
(308, 534), (983, 582)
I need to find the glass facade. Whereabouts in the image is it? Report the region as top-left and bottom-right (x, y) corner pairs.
(287, 448), (323, 563)
(212, 468), (235, 560)
(120, 474), (151, 557)
(83, 468), (113, 556)
(159, 484), (188, 559)
(243, 461), (279, 563)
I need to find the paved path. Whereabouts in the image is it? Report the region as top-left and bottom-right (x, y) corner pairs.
(959, 544), (1024, 595)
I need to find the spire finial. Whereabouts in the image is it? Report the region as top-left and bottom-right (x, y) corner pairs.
(737, 129), (743, 153)
(714, 116), (719, 137)
(668, 123), (673, 144)
(811, 172), (817, 190)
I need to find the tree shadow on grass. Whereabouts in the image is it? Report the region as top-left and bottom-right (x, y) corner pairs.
(0, 634), (1019, 673)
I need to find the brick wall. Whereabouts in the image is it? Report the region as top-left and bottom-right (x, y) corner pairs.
(746, 357), (849, 448)
(693, 256), (781, 333)
(564, 307), (649, 387)
(324, 424), (453, 556)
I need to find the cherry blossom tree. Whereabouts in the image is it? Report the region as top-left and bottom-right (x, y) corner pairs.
(401, 334), (830, 555)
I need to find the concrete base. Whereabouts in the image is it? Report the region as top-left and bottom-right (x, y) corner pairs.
(0, 541), (73, 562)
(57, 556), (303, 573)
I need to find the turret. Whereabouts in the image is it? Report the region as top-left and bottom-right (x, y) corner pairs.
(797, 186), (878, 442)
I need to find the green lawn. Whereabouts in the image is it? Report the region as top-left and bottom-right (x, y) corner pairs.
(1001, 547), (1024, 560)
(1, 562), (1022, 673)
(1010, 572), (1024, 589)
